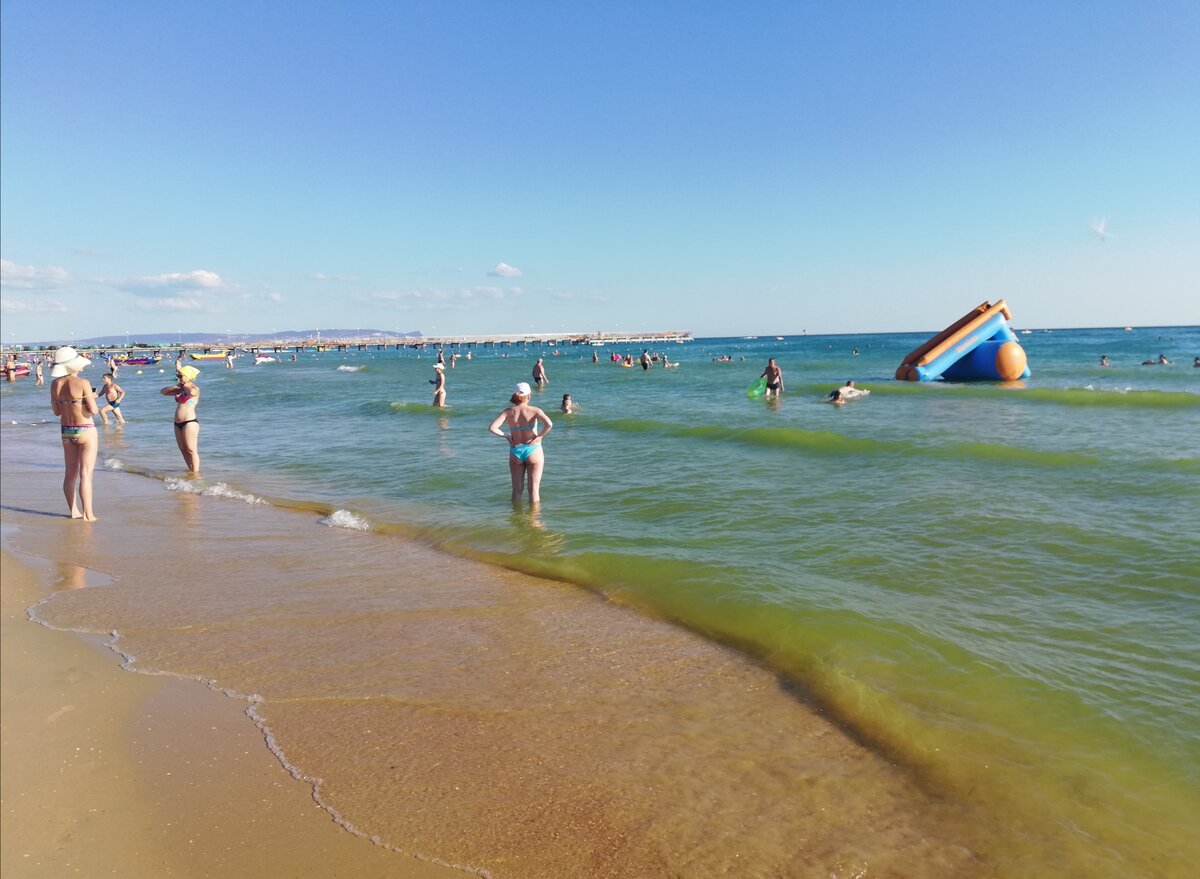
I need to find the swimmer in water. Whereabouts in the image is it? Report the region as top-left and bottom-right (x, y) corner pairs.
(834, 379), (869, 400)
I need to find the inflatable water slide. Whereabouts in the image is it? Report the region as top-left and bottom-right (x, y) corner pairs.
(895, 299), (1030, 382)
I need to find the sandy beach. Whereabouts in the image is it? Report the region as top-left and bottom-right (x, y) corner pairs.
(0, 554), (460, 879)
(0, 427), (1002, 878)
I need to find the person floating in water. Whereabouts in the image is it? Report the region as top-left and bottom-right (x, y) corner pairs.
(834, 379), (869, 400)
(1141, 354), (1171, 365)
(1099, 355), (1111, 367)
(560, 394), (580, 413)
(760, 358), (784, 398)
(826, 389), (846, 405)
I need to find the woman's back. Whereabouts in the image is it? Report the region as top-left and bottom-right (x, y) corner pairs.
(52, 375), (96, 424)
(506, 403), (541, 430)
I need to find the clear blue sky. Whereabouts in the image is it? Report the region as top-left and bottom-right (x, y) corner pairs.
(2, 0), (1198, 343)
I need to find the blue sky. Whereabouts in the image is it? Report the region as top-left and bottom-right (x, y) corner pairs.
(2, 0), (1197, 343)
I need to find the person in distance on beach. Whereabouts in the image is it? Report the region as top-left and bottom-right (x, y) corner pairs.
(162, 365), (201, 472)
(49, 346), (100, 520)
(97, 373), (127, 424)
(532, 357), (548, 389)
(761, 358), (784, 398)
(431, 362), (446, 408)
(488, 382), (553, 505)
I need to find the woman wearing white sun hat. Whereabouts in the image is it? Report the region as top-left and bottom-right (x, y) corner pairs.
(49, 346), (100, 520)
(488, 382), (553, 504)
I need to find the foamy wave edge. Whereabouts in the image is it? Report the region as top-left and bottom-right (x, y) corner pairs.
(23, 597), (491, 877)
(164, 476), (267, 505)
(319, 509), (372, 531)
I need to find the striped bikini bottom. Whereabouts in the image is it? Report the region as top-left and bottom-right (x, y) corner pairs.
(61, 424), (95, 444)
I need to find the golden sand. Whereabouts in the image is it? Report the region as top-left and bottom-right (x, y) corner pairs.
(0, 545), (461, 878)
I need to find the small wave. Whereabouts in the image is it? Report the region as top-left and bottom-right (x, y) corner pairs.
(319, 509), (372, 531)
(337, 365), (365, 372)
(858, 383), (1199, 409)
(387, 401), (437, 413)
(164, 477), (267, 505)
(594, 418), (1107, 469)
(102, 457), (125, 471)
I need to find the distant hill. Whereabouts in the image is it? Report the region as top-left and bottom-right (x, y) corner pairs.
(25, 329), (423, 348)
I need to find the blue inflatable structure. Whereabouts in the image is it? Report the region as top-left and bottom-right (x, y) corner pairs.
(895, 300), (1031, 382)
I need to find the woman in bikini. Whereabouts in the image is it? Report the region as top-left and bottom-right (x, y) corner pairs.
(162, 365), (201, 472)
(488, 382), (553, 504)
(49, 346), (100, 520)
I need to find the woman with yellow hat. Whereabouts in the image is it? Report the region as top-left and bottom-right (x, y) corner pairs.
(161, 365), (202, 472)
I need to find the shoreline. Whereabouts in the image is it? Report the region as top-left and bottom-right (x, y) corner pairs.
(0, 543), (464, 878)
(2, 429), (993, 877)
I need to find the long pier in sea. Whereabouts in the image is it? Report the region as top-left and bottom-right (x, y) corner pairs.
(255, 329), (693, 352)
(33, 330), (693, 358)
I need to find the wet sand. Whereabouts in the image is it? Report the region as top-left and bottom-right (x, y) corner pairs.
(1, 439), (993, 878)
(0, 549), (463, 879)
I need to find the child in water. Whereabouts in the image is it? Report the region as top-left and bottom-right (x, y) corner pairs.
(561, 394), (580, 413)
(97, 373), (127, 424)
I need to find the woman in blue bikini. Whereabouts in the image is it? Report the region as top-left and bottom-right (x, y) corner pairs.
(488, 382), (553, 504)
(162, 365), (201, 472)
(49, 346), (100, 520)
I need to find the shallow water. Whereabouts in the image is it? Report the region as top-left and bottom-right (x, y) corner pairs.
(3, 324), (1198, 877)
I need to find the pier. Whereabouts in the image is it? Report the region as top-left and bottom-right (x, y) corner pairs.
(11, 330), (692, 358)
(251, 330), (692, 354)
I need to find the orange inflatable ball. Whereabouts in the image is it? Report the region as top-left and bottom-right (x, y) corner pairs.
(995, 341), (1028, 381)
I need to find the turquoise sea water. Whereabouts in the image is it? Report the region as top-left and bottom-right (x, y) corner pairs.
(4, 325), (1199, 874)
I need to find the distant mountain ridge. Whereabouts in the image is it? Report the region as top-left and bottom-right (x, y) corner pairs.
(29, 329), (423, 347)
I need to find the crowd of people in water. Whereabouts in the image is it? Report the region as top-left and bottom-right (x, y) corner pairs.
(2, 341), (1193, 523)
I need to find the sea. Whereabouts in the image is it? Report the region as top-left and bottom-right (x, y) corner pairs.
(2, 325), (1197, 878)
